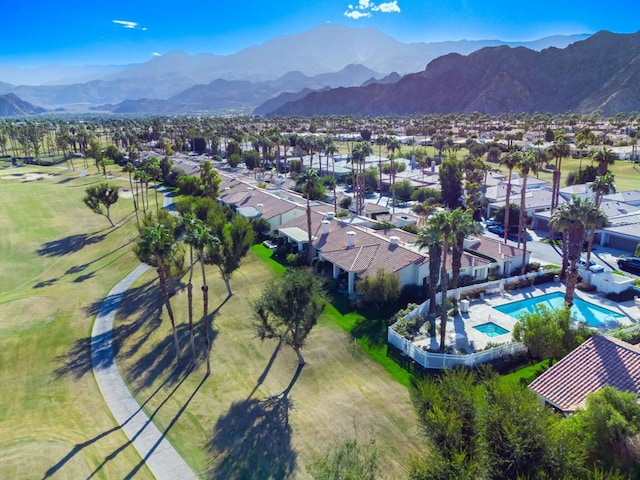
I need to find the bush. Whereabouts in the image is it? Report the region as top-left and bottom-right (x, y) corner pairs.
(339, 196), (353, 209)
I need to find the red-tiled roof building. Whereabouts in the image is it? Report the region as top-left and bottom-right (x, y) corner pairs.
(529, 336), (640, 415)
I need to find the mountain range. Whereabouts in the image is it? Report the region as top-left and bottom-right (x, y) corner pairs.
(269, 30), (640, 116)
(0, 25), (588, 116)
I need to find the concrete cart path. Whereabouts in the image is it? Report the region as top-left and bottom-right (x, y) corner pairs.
(91, 263), (199, 480)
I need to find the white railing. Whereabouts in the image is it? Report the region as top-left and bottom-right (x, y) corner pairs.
(388, 327), (527, 370)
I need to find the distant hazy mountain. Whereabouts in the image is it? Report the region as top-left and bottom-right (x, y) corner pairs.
(0, 25), (589, 110)
(106, 64), (386, 114)
(269, 30), (640, 116)
(0, 64), (132, 86)
(0, 93), (45, 117)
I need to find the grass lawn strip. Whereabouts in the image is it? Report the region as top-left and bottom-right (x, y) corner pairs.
(0, 164), (153, 479)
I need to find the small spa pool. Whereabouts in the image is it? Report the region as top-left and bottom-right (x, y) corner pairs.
(473, 322), (510, 337)
(493, 292), (624, 327)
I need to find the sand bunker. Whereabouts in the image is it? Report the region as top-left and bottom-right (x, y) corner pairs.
(0, 172), (54, 182)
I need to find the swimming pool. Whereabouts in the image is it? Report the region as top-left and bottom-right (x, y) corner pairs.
(493, 292), (624, 327)
(473, 322), (510, 337)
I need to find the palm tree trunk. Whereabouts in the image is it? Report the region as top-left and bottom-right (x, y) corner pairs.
(187, 247), (197, 362)
(439, 242), (449, 352)
(157, 266), (180, 359)
(504, 170), (512, 244)
(520, 174), (529, 274)
(199, 249), (211, 375)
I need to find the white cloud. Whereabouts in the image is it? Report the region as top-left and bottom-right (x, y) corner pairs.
(151, 52), (161, 57)
(112, 19), (147, 30)
(344, 10), (372, 19)
(372, 1), (400, 13)
(344, 0), (400, 19)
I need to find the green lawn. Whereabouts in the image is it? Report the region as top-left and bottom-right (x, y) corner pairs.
(0, 163), (153, 478)
(114, 246), (422, 478)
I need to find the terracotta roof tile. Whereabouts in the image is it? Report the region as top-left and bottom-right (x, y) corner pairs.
(529, 336), (640, 414)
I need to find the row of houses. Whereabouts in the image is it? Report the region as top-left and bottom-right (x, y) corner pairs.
(218, 174), (530, 295)
(483, 171), (640, 253)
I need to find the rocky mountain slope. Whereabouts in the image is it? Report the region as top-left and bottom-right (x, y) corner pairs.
(268, 30), (640, 116)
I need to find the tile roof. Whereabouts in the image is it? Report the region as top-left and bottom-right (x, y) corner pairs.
(278, 210), (428, 275)
(529, 336), (640, 414)
(465, 235), (526, 260)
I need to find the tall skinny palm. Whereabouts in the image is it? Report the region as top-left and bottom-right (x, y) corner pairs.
(549, 197), (607, 306)
(134, 223), (181, 359)
(325, 141), (339, 213)
(123, 162), (140, 227)
(499, 150), (521, 244)
(193, 221), (216, 375)
(181, 213), (200, 362)
(386, 137), (401, 218)
(585, 172), (615, 265)
(415, 222), (442, 317)
(450, 208), (482, 290)
(299, 169), (319, 267)
(517, 151), (538, 274)
(550, 138), (570, 210)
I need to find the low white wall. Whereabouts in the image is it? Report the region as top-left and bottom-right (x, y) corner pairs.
(589, 271), (635, 294)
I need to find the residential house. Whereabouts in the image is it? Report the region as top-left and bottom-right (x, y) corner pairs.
(530, 336), (640, 415)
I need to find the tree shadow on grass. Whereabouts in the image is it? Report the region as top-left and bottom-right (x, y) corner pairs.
(206, 364), (303, 480)
(42, 372), (175, 479)
(37, 232), (107, 257)
(56, 281), (162, 380)
(63, 239), (132, 277)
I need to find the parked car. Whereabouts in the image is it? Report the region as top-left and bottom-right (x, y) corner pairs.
(578, 256), (605, 273)
(618, 257), (640, 274)
(486, 224), (526, 242)
(486, 224), (504, 235)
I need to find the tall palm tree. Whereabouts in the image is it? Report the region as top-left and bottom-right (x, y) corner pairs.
(299, 169), (319, 267)
(592, 146), (616, 176)
(134, 223), (181, 359)
(415, 220), (442, 317)
(122, 162), (140, 227)
(324, 140), (339, 213)
(585, 172), (616, 265)
(181, 213), (199, 362)
(550, 138), (570, 210)
(193, 220), (216, 375)
(450, 208), (482, 290)
(517, 151), (538, 273)
(386, 137), (401, 218)
(499, 150), (522, 244)
(549, 197), (607, 306)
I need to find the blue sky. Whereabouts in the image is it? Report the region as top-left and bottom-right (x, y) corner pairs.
(3, 0), (640, 66)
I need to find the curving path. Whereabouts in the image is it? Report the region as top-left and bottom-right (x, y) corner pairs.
(91, 187), (198, 480)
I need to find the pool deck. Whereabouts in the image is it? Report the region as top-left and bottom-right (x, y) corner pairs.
(412, 284), (640, 353)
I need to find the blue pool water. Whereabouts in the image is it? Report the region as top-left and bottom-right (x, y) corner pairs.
(473, 322), (510, 337)
(493, 292), (624, 327)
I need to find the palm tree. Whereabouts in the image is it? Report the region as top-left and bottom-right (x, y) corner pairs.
(386, 137), (401, 218)
(181, 213), (199, 362)
(550, 138), (570, 210)
(591, 146), (616, 176)
(299, 169), (319, 267)
(499, 150), (522, 244)
(193, 220), (216, 375)
(549, 197), (607, 306)
(415, 220), (442, 317)
(324, 140), (339, 213)
(450, 208), (482, 290)
(517, 151), (538, 273)
(122, 162), (140, 227)
(585, 172), (615, 265)
(134, 223), (181, 359)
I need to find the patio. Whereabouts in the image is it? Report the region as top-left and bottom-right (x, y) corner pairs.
(411, 284), (640, 353)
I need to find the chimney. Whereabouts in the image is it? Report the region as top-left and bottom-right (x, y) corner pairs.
(325, 211), (335, 220)
(321, 220), (330, 234)
(246, 187), (254, 197)
(256, 203), (263, 214)
(389, 235), (400, 246)
(346, 231), (356, 248)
